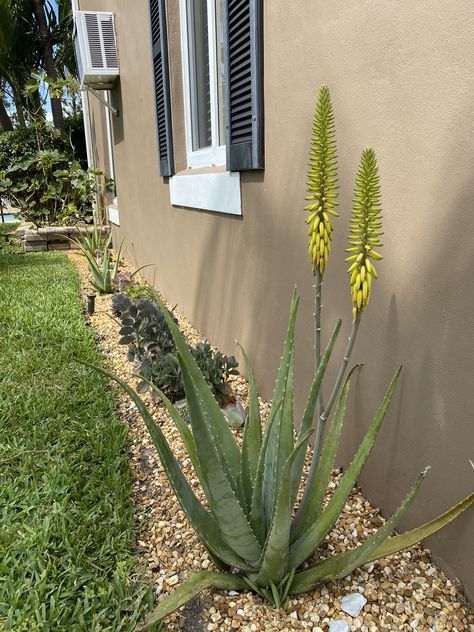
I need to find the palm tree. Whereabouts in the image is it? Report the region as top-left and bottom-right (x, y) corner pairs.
(32, 0), (64, 129)
(0, 0), (38, 127)
(0, 83), (13, 131)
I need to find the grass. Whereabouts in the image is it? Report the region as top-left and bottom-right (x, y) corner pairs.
(0, 252), (153, 631)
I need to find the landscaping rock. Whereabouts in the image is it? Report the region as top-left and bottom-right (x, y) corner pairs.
(329, 621), (350, 632)
(341, 592), (367, 617)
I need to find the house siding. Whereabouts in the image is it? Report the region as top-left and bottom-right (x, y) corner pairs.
(79, 0), (474, 600)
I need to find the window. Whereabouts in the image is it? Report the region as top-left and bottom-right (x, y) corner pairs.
(180, 0), (226, 168)
(149, 0), (263, 178)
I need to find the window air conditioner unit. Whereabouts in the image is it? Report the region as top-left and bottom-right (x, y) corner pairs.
(73, 11), (119, 90)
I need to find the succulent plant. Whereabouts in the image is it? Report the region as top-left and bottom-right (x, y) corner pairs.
(84, 294), (473, 630)
(113, 294), (239, 404)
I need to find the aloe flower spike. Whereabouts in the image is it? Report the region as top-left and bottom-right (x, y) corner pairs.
(305, 85), (339, 418)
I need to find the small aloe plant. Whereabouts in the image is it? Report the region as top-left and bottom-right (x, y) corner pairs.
(82, 86), (473, 629)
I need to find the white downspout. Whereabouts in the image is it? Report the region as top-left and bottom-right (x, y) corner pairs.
(72, 0), (94, 170)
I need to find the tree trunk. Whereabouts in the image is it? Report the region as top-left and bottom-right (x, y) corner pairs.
(0, 95), (13, 131)
(32, 0), (64, 130)
(29, 90), (45, 122)
(12, 85), (26, 127)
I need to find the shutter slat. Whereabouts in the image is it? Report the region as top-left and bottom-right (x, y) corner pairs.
(224, 0), (264, 171)
(149, 0), (174, 176)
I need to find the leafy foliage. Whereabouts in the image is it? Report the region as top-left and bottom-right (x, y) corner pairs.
(0, 123), (70, 171)
(113, 293), (239, 404)
(0, 147), (111, 225)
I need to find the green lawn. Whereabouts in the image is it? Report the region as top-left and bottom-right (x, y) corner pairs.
(0, 252), (152, 630)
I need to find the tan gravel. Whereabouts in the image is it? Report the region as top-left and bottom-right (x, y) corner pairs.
(67, 251), (474, 632)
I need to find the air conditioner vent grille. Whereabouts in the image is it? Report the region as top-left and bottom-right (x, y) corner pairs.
(74, 11), (119, 89)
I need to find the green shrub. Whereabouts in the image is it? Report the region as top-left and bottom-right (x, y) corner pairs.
(0, 122), (112, 226)
(0, 123), (71, 172)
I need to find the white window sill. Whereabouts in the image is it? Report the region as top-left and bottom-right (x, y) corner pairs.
(107, 203), (120, 226)
(170, 170), (241, 216)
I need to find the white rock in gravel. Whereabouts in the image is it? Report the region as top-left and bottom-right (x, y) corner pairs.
(341, 592), (367, 617)
(329, 621), (350, 632)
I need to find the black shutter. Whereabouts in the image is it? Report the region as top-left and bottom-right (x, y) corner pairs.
(149, 0), (174, 177)
(224, 0), (264, 171)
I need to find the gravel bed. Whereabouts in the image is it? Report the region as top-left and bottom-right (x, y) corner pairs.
(67, 251), (473, 632)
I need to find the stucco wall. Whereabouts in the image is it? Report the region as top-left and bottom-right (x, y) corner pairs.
(80, 0), (474, 600)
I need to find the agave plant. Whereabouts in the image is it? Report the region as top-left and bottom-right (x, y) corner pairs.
(84, 291), (473, 630)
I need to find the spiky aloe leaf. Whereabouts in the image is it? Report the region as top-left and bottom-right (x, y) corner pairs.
(154, 294), (242, 491)
(249, 399), (282, 544)
(238, 344), (263, 512)
(346, 148), (382, 319)
(290, 491), (474, 594)
(291, 370), (352, 542)
(256, 430), (313, 587)
(137, 572), (248, 631)
(289, 367), (401, 569)
(178, 352), (262, 565)
(305, 85), (339, 276)
(262, 292), (299, 529)
(144, 379), (203, 484)
(77, 361), (251, 570)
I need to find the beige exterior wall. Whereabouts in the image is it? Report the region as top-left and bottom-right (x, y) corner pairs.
(80, 0), (474, 599)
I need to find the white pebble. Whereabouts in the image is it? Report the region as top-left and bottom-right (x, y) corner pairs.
(341, 592), (367, 617)
(329, 621), (350, 632)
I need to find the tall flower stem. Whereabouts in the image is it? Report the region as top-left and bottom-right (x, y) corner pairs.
(297, 312), (361, 521)
(314, 269), (324, 415)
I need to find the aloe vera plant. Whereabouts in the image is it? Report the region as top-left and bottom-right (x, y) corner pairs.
(84, 290), (473, 629)
(82, 87), (473, 628)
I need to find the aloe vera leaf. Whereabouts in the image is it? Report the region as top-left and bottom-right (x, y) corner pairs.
(249, 399), (282, 544)
(262, 294), (299, 529)
(366, 491), (474, 564)
(263, 352), (295, 530)
(154, 294), (241, 488)
(331, 467), (429, 578)
(291, 370), (351, 542)
(290, 319), (341, 509)
(256, 430), (313, 586)
(144, 379), (203, 482)
(289, 367), (401, 569)
(238, 344), (262, 482)
(77, 360), (251, 570)
(137, 572), (248, 631)
(238, 345), (263, 513)
(178, 353), (262, 565)
(289, 492), (474, 595)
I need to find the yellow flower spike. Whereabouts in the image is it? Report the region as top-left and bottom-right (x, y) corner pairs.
(304, 86), (338, 276)
(348, 148), (383, 315)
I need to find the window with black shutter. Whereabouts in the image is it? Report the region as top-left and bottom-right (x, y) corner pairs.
(149, 0), (174, 177)
(224, 0), (264, 171)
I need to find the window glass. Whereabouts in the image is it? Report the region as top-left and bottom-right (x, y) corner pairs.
(215, 0), (226, 146)
(187, 0), (211, 150)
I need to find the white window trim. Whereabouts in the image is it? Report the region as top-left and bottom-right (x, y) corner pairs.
(170, 171), (241, 215)
(179, 0), (225, 169)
